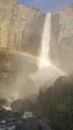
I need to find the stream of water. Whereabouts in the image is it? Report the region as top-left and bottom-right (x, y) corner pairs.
(38, 13), (51, 68)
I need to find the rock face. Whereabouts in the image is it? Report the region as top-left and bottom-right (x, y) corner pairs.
(0, 0), (45, 99)
(50, 5), (73, 74)
(0, 0), (45, 52)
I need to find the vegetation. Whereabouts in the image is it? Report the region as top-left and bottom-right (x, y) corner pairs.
(21, 76), (73, 130)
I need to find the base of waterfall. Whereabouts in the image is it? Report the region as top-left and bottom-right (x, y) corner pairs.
(0, 105), (50, 130)
(30, 66), (63, 86)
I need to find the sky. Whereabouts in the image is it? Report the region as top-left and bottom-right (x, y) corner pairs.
(17, 0), (73, 13)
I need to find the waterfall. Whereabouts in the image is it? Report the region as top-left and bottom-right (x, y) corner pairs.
(38, 13), (51, 68)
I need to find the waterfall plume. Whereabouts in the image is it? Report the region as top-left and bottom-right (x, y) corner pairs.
(38, 13), (51, 68)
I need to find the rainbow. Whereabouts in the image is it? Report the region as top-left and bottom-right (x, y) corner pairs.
(3, 47), (70, 77)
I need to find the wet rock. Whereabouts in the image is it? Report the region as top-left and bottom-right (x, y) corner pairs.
(16, 117), (40, 130)
(11, 99), (22, 112)
(39, 119), (50, 130)
(15, 116), (50, 130)
(0, 106), (50, 130)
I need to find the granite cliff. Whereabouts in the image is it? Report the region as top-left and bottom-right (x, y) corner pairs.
(50, 5), (73, 73)
(0, 0), (46, 99)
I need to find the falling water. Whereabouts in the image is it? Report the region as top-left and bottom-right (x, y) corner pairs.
(38, 13), (51, 68)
